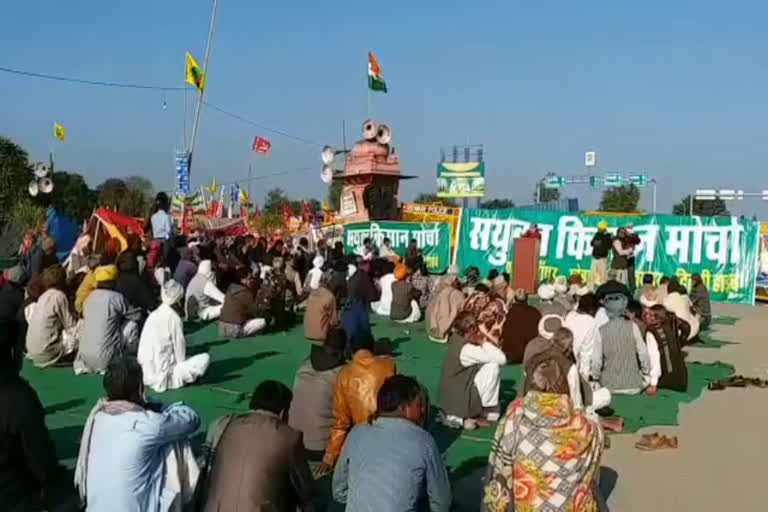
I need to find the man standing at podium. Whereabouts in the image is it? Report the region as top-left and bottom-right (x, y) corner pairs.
(589, 222), (612, 288)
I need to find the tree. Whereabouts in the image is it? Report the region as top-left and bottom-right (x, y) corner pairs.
(412, 192), (456, 206)
(0, 137), (31, 225)
(97, 178), (127, 210)
(599, 184), (640, 213)
(51, 171), (95, 222)
(264, 188), (291, 214)
(96, 176), (154, 217)
(480, 198), (515, 210)
(672, 195), (730, 217)
(250, 212), (284, 237)
(533, 173), (561, 203)
(123, 176), (154, 217)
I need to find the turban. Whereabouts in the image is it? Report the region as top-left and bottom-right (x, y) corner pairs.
(161, 280), (184, 305)
(394, 264), (409, 281)
(537, 283), (556, 301)
(94, 264), (118, 283)
(538, 314), (563, 340)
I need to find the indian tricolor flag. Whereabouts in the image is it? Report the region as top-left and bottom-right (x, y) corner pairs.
(368, 51), (387, 93)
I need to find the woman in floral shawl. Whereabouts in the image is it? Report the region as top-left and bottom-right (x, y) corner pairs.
(460, 284), (508, 347)
(482, 350), (605, 512)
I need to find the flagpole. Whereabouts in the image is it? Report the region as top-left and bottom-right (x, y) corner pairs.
(189, 0), (219, 164)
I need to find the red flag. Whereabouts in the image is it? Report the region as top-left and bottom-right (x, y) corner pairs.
(240, 206), (248, 220)
(253, 136), (271, 155)
(283, 203), (293, 225)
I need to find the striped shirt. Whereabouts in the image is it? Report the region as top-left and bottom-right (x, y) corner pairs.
(332, 417), (451, 512)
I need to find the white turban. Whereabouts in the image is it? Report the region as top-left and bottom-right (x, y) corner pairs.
(538, 314), (563, 340)
(161, 279), (184, 305)
(553, 276), (568, 294)
(538, 283), (556, 301)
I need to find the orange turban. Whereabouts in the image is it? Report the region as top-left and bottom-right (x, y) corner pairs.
(394, 264), (409, 281)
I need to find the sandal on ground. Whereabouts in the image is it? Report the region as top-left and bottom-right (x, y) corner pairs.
(600, 417), (624, 433)
(635, 434), (678, 451)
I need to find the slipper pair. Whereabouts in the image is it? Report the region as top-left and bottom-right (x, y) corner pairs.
(708, 375), (768, 390)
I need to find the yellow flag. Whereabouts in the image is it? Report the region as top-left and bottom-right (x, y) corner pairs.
(54, 123), (66, 141)
(239, 188), (250, 205)
(185, 51), (205, 91)
(205, 177), (218, 194)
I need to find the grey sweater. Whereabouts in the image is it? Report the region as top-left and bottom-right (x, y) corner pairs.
(595, 317), (650, 392)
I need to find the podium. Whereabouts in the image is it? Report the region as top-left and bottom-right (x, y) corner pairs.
(511, 237), (540, 294)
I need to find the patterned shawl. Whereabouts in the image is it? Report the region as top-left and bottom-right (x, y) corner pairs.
(482, 392), (604, 512)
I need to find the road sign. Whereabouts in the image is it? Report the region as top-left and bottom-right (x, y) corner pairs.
(543, 176), (566, 189)
(695, 189), (717, 200)
(628, 174), (648, 187)
(589, 175), (601, 188)
(604, 173), (623, 188)
(585, 151), (596, 167)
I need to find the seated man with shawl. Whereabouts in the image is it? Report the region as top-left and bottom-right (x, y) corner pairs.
(689, 273), (711, 331)
(75, 265), (143, 374)
(426, 271), (465, 343)
(439, 312), (507, 430)
(1, 322), (76, 511)
(553, 275), (575, 312)
(75, 356), (200, 511)
(459, 284), (507, 347)
(304, 271), (339, 344)
(593, 280), (652, 394)
(185, 260), (225, 322)
(535, 282), (569, 318)
(218, 266), (268, 338)
(663, 278), (700, 343)
(26, 265), (81, 368)
(390, 264), (422, 324)
(289, 328), (347, 458)
(500, 288), (541, 363)
(137, 280), (211, 392)
(200, 381), (315, 511)
(254, 258), (291, 330)
(643, 305), (688, 394)
(313, 334), (396, 478)
(483, 350), (605, 512)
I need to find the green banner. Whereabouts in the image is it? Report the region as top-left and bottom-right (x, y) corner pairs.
(345, 221), (451, 273)
(456, 209), (759, 304)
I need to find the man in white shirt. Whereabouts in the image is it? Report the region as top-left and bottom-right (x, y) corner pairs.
(563, 293), (602, 381)
(439, 312), (507, 430)
(185, 260), (225, 321)
(378, 237), (397, 259)
(355, 238), (375, 261)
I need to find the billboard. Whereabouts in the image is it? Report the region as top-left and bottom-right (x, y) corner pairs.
(436, 161), (485, 198)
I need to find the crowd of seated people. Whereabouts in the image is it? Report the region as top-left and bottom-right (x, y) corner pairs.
(0, 214), (720, 510)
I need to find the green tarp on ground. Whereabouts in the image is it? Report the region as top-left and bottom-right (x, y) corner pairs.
(25, 315), (735, 508)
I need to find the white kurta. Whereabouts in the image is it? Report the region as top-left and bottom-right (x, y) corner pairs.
(459, 342), (507, 408)
(663, 292), (700, 340)
(371, 273), (396, 316)
(138, 303), (210, 392)
(563, 311), (602, 381)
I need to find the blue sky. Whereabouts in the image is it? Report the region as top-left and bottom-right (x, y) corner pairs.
(1, 1), (767, 215)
